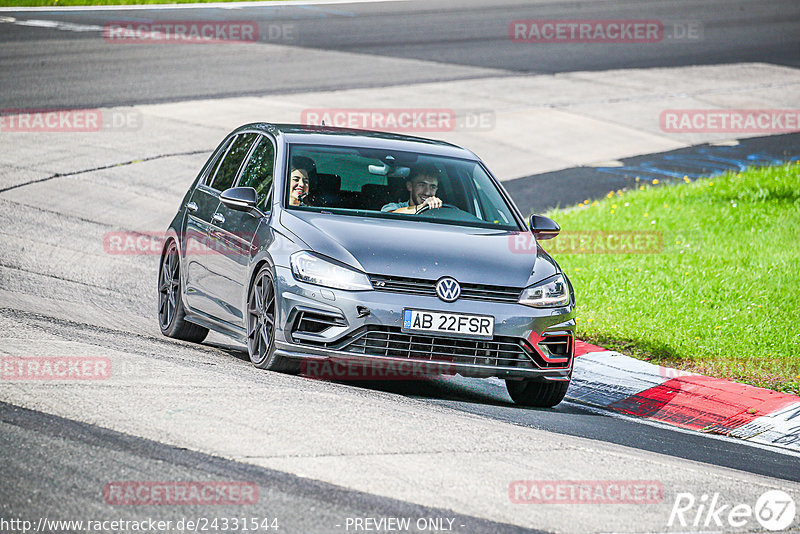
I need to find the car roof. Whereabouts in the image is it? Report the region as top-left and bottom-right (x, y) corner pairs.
(232, 123), (480, 160)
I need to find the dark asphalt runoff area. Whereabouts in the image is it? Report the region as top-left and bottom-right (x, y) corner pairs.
(0, 0), (798, 109)
(1, 1), (799, 531)
(506, 132), (800, 214)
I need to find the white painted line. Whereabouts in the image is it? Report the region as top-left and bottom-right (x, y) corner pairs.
(585, 160), (624, 167)
(0, 17), (103, 32)
(561, 399), (800, 460)
(15, 19), (60, 27)
(0, 0), (409, 13)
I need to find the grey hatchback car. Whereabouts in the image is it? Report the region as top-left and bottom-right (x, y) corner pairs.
(158, 123), (575, 407)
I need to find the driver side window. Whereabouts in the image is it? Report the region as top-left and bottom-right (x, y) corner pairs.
(237, 135), (276, 210)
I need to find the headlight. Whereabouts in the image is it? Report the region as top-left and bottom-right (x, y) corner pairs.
(290, 251), (373, 291)
(519, 274), (570, 308)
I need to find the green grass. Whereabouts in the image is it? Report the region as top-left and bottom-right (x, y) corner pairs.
(546, 162), (800, 394)
(0, 0), (279, 6)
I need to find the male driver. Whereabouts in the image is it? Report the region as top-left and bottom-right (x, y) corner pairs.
(381, 163), (443, 214)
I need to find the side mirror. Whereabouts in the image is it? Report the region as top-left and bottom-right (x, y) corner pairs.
(220, 187), (258, 212)
(530, 214), (560, 240)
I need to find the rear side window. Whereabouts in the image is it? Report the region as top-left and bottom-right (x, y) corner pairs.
(210, 133), (257, 192)
(238, 135), (275, 209)
(202, 137), (234, 186)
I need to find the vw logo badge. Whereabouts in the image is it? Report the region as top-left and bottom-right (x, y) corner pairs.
(436, 277), (461, 302)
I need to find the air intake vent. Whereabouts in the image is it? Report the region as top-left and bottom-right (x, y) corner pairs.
(539, 335), (572, 356)
(292, 310), (345, 336)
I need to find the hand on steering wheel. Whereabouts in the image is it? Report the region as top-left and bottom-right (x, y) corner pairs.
(416, 197), (458, 214)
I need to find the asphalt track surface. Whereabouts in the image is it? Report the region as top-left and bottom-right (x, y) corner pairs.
(1, 1), (800, 532)
(0, 402), (534, 534)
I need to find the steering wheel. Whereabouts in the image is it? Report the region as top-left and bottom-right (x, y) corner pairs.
(415, 202), (460, 214)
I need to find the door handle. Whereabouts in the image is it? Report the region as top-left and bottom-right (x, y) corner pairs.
(212, 212), (225, 225)
(186, 201), (198, 213)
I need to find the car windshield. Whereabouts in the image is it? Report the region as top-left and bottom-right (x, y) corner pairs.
(285, 144), (521, 231)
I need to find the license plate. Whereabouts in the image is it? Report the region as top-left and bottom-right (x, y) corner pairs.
(402, 309), (494, 339)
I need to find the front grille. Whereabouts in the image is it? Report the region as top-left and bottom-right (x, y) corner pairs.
(369, 274), (521, 303)
(342, 326), (535, 368)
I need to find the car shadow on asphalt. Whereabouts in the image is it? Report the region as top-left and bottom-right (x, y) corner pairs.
(205, 341), (594, 413)
(329, 376), (513, 407)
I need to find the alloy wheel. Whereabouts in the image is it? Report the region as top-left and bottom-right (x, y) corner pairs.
(158, 242), (180, 329)
(248, 270), (276, 365)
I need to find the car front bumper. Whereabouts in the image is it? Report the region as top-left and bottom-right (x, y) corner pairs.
(273, 266), (575, 381)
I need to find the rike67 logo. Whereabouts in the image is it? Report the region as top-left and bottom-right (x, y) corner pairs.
(669, 490), (796, 531)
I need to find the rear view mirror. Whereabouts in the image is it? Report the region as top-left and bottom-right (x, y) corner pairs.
(220, 187), (258, 211)
(368, 162), (390, 176)
(530, 214), (560, 240)
(368, 162), (410, 178)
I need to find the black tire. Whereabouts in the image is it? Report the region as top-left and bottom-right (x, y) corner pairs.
(246, 265), (297, 372)
(158, 240), (209, 343)
(505, 379), (569, 407)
